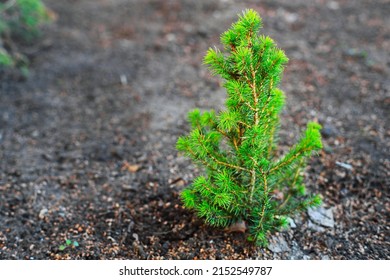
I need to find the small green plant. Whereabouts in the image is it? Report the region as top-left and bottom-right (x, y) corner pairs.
(0, 0), (51, 68)
(59, 239), (79, 251)
(176, 9), (323, 246)
(0, 49), (13, 66)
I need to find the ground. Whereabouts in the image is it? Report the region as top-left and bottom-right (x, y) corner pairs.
(0, 0), (389, 260)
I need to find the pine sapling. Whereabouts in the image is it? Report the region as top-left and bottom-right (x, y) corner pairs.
(176, 9), (323, 246)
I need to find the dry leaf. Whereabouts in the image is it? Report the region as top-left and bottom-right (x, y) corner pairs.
(122, 161), (140, 173)
(225, 220), (247, 233)
(272, 189), (284, 200)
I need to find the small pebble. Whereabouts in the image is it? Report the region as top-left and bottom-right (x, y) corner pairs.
(39, 208), (48, 220)
(308, 206), (335, 228)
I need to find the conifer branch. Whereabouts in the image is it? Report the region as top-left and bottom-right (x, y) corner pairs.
(208, 118), (239, 151)
(267, 125), (276, 157)
(270, 150), (306, 173)
(237, 121), (251, 128)
(207, 152), (249, 173)
(186, 148), (217, 172)
(249, 170), (256, 203)
(250, 50), (259, 127)
(259, 171), (269, 225)
(197, 136), (250, 173)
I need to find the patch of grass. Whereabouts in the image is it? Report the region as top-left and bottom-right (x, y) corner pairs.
(59, 239), (79, 251)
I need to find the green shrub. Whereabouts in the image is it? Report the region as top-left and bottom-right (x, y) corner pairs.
(177, 10), (323, 246)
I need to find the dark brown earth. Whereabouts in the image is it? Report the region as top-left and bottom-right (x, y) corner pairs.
(0, 0), (389, 260)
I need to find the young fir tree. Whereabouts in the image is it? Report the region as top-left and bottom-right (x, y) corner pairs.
(176, 9), (323, 246)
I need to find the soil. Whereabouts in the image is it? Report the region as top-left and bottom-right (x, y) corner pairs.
(0, 0), (389, 260)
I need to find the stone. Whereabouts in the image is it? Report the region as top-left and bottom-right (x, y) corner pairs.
(308, 206), (335, 228)
(321, 124), (338, 138)
(38, 208), (48, 219)
(327, 1), (340, 10)
(308, 220), (325, 232)
(268, 235), (290, 253)
(287, 217), (297, 228)
(122, 185), (138, 192)
(289, 241), (305, 260)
